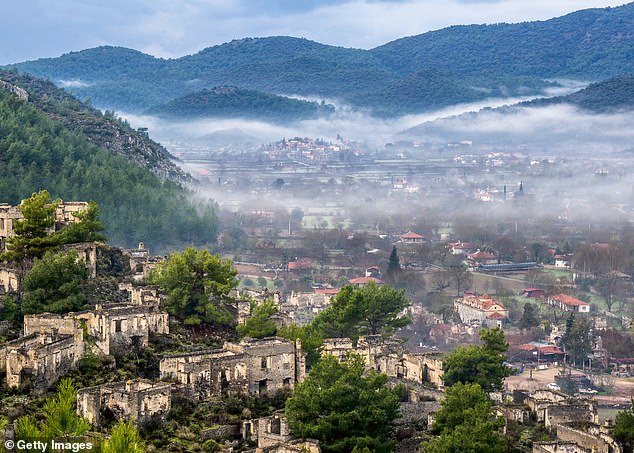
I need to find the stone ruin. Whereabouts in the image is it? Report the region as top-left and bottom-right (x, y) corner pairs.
(322, 335), (444, 388)
(77, 378), (171, 427)
(160, 337), (306, 400)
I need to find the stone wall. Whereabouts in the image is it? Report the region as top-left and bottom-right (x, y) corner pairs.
(24, 304), (169, 356)
(77, 379), (171, 427)
(0, 268), (18, 293)
(322, 336), (444, 387)
(3, 331), (83, 394)
(160, 337), (305, 400)
(544, 401), (598, 428)
(555, 424), (622, 453)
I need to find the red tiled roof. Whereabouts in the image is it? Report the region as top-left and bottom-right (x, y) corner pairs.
(516, 343), (563, 354)
(316, 288), (340, 295)
(551, 294), (589, 307)
(400, 231), (424, 239)
(468, 251), (496, 260)
(348, 276), (383, 285)
(487, 312), (507, 319)
(288, 260), (312, 270)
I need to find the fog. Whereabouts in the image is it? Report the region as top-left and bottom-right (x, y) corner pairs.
(120, 91), (634, 247)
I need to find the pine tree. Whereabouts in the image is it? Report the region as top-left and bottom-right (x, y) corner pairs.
(385, 245), (401, 284)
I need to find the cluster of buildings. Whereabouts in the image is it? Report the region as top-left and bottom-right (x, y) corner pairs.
(496, 389), (623, 452)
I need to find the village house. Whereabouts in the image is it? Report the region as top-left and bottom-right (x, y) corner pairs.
(241, 411), (322, 452)
(522, 288), (545, 298)
(511, 389), (598, 428)
(533, 420), (622, 453)
(124, 242), (165, 281)
(159, 337), (306, 400)
(0, 201), (88, 252)
(322, 335), (444, 388)
(399, 231), (426, 244)
(547, 294), (591, 313)
(453, 293), (509, 328)
(282, 289), (337, 325)
(0, 267), (18, 294)
(348, 276), (383, 286)
(466, 250), (498, 268)
(449, 241), (472, 255)
(553, 254), (572, 268)
(77, 379), (171, 427)
(0, 328), (83, 393)
(23, 303), (169, 356)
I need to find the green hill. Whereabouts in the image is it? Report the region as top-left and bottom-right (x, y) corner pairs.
(371, 3), (634, 79)
(0, 70), (218, 253)
(8, 3), (634, 116)
(524, 76), (634, 112)
(149, 85), (335, 122)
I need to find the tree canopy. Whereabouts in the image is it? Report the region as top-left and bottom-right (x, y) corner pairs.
(312, 282), (411, 340)
(613, 402), (634, 450)
(22, 250), (88, 315)
(149, 247), (238, 326)
(285, 353), (402, 453)
(442, 327), (512, 392)
(0, 190), (60, 263)
(423, 382), (507, 453)
(237, 300), (279, 339)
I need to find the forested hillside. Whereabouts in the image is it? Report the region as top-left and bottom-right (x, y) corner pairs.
(0, 77), (218, 253)
(371, 3), (634, 78)
(149, 85), (335, 122)
(7, 3), (634, 117)
(523, 75), (634, 112)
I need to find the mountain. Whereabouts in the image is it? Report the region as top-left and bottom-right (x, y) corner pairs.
(0, 70), (218, 252)
(148, 85), (335, 122)
(371, 3), (634, 79)
(0, 69), (188, 183)
(8, 3), (634, 117)
(523, 75), (634, 112)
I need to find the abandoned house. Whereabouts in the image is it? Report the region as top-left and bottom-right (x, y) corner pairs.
(322, 335), (444, 387)
(0, 267), (18, 294)
(160, 337), (306, 400)
(242, 411), (321, 452)
(24, 303), (169, 356)
(0, 201), (88, 252)
(0, 328), (83, 393)
(77, 379), (171, 427)
(124, 242), (165, 281)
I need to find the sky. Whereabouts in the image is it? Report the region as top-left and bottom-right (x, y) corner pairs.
(0, 0), (630, 65)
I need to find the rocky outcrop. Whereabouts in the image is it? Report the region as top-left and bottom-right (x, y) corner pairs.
(0, 70), (191, 184)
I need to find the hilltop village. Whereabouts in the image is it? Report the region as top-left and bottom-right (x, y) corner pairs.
(1, 188), (634, 453)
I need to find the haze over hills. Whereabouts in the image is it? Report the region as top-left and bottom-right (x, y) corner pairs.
(148, 86), (335, 123)
(8, 2), (634, 117)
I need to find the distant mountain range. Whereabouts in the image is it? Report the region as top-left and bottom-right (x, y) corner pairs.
(6, 2), (634, 118)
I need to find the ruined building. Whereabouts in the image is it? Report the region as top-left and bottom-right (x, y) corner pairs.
(160, 337), (306, 400)
(24, 303), (169, 356)
(0, 327), (83, 393)
(241, 411), (321, 452)
(322, 335), (444, 388)
(77, 379), (171, 427)
(0, 201), (88, 252)
(124, 242), (165, 281)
